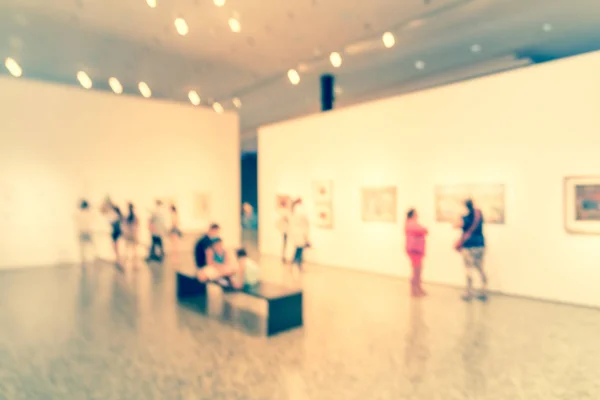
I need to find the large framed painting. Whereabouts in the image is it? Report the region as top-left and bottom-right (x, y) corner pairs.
(435, 184), (505, 224)
(361, 186), (397, 223)
(564, 176), (600, 234)
(313, 180), (333, 204)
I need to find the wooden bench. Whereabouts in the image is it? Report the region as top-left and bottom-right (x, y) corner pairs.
(176, 270), (302, 336)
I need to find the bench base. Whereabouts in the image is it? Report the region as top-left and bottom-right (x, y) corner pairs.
(176, 274), (303, 337)
(176, 272), (206, 298)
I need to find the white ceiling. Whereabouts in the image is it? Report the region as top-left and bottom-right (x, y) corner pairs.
(1, 0), (600, 150)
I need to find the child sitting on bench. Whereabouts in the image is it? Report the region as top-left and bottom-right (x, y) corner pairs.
(233, 248), (259, 289)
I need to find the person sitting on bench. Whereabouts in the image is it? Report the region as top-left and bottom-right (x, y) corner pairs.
(194, 223), (220, 270)
(232, 248), (259, 289)
(196, 238), (238, 287)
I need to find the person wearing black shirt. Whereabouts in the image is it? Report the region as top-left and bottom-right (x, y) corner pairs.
(454, 199), (487, 302)
(194, 223), (220, 269)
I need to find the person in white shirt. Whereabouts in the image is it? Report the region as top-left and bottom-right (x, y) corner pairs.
(289, 198), (310, 271)
(76, 199), (95, 266)
(276, 208), (290, 263)
(233, 248), (259, 288)
(147, 200), (166, 262)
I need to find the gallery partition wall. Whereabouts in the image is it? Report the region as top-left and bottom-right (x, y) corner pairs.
(258, 50), (600, 308)
(0, 76), (240, 270)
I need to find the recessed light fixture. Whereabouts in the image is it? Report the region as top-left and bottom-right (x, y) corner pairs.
(108, 77), (123, 94)
(77, 71), (92, 89)
(287, 69), (300, 85)
(146, 0), (157, 8)
(138, 81), (151, 98)
(232, 97), (241, 108)
(214, 0), (225, 6)
(229, 17), (241, 33)
(188, 90), (200, 106)
(4, 57), (22, 77)
(470, 44), (482, 53)
(415, 60), (425, 70)
(213, 102), (224, 113)
(330, 52), (342, 68)
(175, 18), (189, 36)
(542, 23), (553, 32)
(382, 32), (395, 48)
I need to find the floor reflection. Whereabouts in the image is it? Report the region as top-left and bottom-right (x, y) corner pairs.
(0, 231), (599, 399)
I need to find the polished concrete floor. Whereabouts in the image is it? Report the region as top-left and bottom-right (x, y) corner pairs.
(1, 234), (600, 399)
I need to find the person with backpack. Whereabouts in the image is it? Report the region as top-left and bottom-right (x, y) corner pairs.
(454, 199), (488, 302)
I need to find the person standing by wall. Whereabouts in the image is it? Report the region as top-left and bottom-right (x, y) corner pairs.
(147, 200), (166, 263)
(275, 208), (290, 264)
(405, 208), (428, 297)
(124, 202), (139, 267)
(289, 198), (310, 272)
(454, 199), (488, 302)
(102, 197), (123, 270)
(76, 199), (95, 266)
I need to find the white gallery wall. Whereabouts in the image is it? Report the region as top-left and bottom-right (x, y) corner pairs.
(259, 50), (600, 308)
(0, 76), (240, 269)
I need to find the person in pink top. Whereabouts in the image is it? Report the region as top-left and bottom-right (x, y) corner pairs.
(405, 208), (429, 297)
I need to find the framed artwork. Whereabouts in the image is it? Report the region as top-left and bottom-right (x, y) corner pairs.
(435, 184), (505, 224)
(564, 176), (600, 234)
(312, 180), (333, 229)
(361, 186), (397, 223)
(313, 180), (333, 204)
(193, 192), (211, 219)
(314, 203), (333, 229)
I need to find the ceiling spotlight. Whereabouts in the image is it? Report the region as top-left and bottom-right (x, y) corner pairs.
(188, 90), (200, 106)
(228, 17), (241, 33)
(232, 97), (241, 108)
(77, 71), (92, 89)
(175, 18), (189, 36)
(415, 60), (425, 70)
(4, 57), (22, 77)
(470, 44), (482, 53)
(108, 77), (123, 94)
(329, 52), (342, 68)
(542, 23), (553, 32)
(214, 0), (225, 6)
(213, 102), (224, 113)
(287, 69), (300, 85)
(146, 0), (157, 8)
(138, 81), (151, 98)
(382, 32), (395, 48)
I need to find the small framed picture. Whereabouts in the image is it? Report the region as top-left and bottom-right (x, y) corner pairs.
(564, 176), (600, 234)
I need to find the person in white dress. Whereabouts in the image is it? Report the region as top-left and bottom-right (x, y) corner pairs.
(288, 198), (310, 271)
